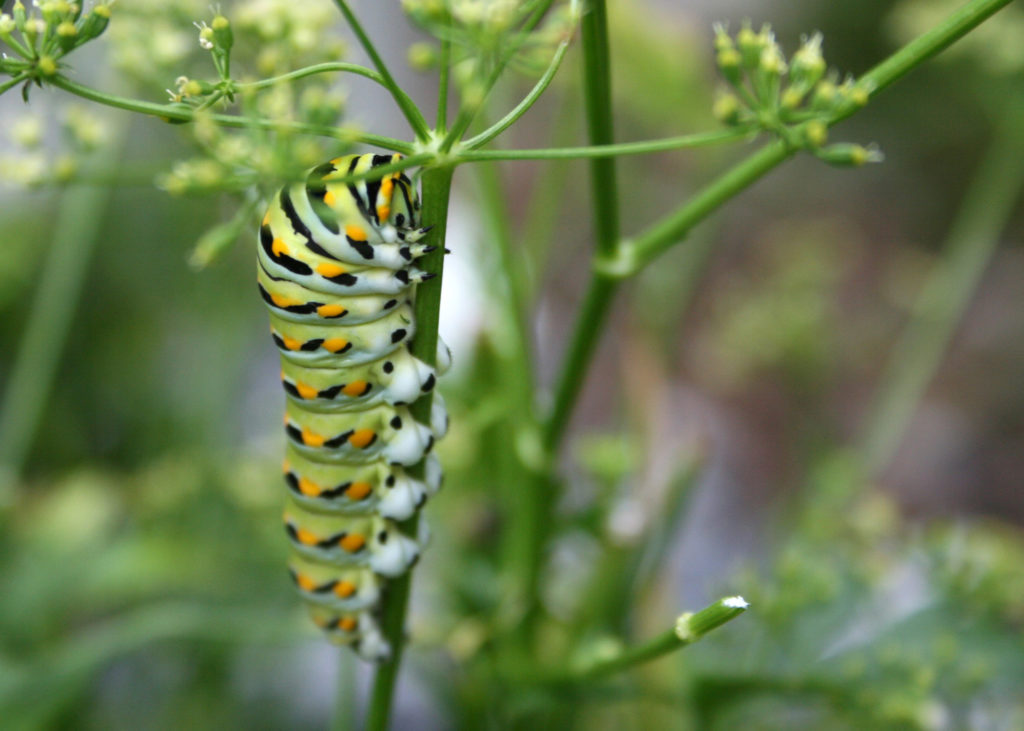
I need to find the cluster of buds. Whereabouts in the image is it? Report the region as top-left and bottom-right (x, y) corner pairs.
(712, 23), (882, 167)
(0, 1), (111, 92)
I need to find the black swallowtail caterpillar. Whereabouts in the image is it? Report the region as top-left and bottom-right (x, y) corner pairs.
(259, 153), (449, 661)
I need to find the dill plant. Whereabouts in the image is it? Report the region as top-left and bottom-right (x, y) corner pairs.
(0, 0), (1021, 728)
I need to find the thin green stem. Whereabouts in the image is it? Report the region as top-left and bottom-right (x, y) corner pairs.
(545, 597), (748, 685)
(459, 128), (753, 161)
(364, 164), (455, 731)
(332, 0), (431, 141)
(624, 140), (794, 272)
(860, 99), (1024, 474)
(235, 62), (385, 91)
(0, 73), (28, 96)
(839, 0), (1018, 117)
(0, 157), (119, 506)
(48, 75), (414, 154)
(437, 17), (451, 131)
(463, 32), (572, 150)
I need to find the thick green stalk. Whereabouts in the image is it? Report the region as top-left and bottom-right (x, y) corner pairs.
(860, 99), (1024, 474)
(331, 0), (431, 141)
(0, 176), (114, 505)
(363, 164), (455, 731)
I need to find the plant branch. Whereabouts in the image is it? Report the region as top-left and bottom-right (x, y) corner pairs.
(458, 128), (753, 161)
(548, 597), (748, 685)
(463, 30), (572, 150)
(47, 76), (415, 154)
(332, 0), (431, 141)
(234, 62), (383, 91)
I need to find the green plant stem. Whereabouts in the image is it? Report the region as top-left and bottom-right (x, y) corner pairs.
(363, 164), (455, 731)
(234, 62), (384, 91)
(461, 129), (752, 161)
(0, 172), (116, 505)
(580, 0), (619, 260)
(463, 32), (572, 150)
(437, 29), (450, 131)
(47, 75), (414, 153)
(860, 98), (1024, 474)
(624, 140), (794, 271)
(0, 73), (28, 96)
(331, 0), (430, 141)
(546, 597), (748, 685)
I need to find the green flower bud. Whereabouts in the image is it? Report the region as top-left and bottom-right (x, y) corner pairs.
(780, 86), (805, 110)
(803, 120), (828, 148)
(407, 41), (438, 71)
(37, 55), (58, 76)
(816, 142), (883, 167)
(716, 47), (743, 86)
(790, 33), (825, 91)
(56, 19), (77, 52)
(736, 24), (761, 68)
(0, 14), (16, 37)
(712, 23), (733, 53)
(78, 5), (111, 42)
(13, 1), (26, 31)
(712, 91), (743, 125)
(811, 79), (838, 111)
(212, 15), (232, 52)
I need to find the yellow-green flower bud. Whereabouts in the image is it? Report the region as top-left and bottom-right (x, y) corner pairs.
(56, 19), (77, 52)
(803, 120), (828, 148)
(13, 1), (26, 31)
(407, 41), (438, 71)
(790, 33), (825, 91)
(0, 14), (15, 37)
(781, 86), (804, 110)
(736, 24), (761, 68)
(212, 15), (232, 52)
(811, 79), (837, 111)
(712, 91), (742, 125)
(759, 43), (787, 77)
(717, 47), (743, 86)
(712, 23), (733, 53)
(197, 23), (214, 51)
(78, 5), (111, 42)
(37, 55), (58, 76)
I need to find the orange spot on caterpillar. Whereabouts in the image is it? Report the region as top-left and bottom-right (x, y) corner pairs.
(322, 338), (349, 353)
(317, 262), (347, 277)
(345, 224), (367, 242)
(282, 335), (303, 351)
(298, 477), (322, 497)
(346, 482), (372, 500)
(271, 293), (303, 308)
(301, 427), (325, 448)
(333, 581), (356, 598)
(271, 237), (289, 257)
(323, 189), (337, 207)
(348, 429), (375, 449)
(295, 527), (319, 546)
(338, 616), (357, 632)
(317, 304), (346, 318)
(295, 381), (318, 400)
(296, 573), (317, 591)
(339, 533), (365, 552)
(342, 380), (369, 397)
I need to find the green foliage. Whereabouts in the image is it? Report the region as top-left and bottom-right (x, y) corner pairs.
(1, 0), (1022, 728)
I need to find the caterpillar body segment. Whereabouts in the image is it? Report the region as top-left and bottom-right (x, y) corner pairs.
(259, 153), (447, 661)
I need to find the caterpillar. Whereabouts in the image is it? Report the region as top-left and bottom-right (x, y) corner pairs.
(258, 153), (448, 661)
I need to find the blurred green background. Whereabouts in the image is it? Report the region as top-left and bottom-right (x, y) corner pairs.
(1, 0), (1022, 728)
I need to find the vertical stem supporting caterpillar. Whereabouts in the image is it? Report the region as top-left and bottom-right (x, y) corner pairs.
(363, 163), (454, 731)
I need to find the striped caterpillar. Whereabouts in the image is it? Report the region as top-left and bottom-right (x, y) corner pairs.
(258, 153), (448, 661)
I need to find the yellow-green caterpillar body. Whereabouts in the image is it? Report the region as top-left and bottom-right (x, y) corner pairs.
(258, 153), (448, 661)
